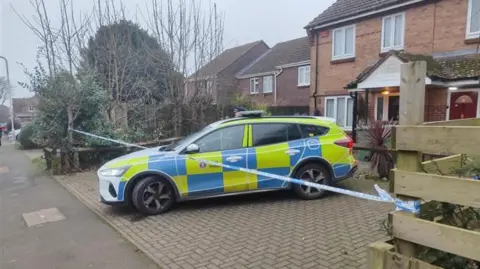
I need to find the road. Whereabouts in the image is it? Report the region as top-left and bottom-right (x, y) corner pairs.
(0, 140), (159, 269)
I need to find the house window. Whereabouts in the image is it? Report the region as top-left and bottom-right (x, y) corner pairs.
(324, 96), (354, 128)
(28, 106), (36, 112)
(250, 78), (259, 94)
(206, 80), (213, 94)
(297, 65), (310, 86)
(332, 25), (355, 60)
(263, 76), (273, 93)
(467, 0), (480, 39)
(381, 13), (405, 52)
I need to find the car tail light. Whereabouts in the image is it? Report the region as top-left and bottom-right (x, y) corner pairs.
(334, 137), (354, 155)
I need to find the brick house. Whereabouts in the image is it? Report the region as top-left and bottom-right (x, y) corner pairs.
(12, 96), (39, 123)
(186, 41), (270, 104)
(236, 37), (311, 106)
(305, 0), (480, 133)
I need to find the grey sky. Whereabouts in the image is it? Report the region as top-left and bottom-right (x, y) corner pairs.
(1, 0), (334, 103)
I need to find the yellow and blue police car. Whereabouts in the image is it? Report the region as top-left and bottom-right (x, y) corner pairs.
(97, 111), (358, 215)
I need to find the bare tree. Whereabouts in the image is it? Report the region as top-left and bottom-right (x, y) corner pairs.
(142, 0), (224, 136)
(0, 77), (9, 105)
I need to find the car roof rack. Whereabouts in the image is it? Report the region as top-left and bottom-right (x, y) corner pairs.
(238, 110), (264, 117)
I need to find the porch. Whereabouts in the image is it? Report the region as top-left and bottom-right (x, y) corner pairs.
(344, 50), (480, 143)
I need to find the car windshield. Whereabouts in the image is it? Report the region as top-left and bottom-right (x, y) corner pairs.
(161, 124), (215, 152)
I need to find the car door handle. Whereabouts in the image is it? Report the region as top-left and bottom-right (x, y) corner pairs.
(225, 156), (243, 163)
(285, 149), (300, 156)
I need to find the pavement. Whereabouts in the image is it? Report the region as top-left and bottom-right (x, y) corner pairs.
(55, 163), (393, 268)
(0, 140), (159, 269)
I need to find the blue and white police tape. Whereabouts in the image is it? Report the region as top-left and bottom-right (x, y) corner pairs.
(70, 128), (148, 149)
(70, 127), (420, 213)
(188, 157), (420, 214)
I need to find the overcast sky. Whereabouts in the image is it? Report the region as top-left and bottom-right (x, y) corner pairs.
(0, 0), (334, 103)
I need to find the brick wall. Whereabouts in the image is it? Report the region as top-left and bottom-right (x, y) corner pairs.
(237, 66), (310, 106)
(310, 0), (478, 113)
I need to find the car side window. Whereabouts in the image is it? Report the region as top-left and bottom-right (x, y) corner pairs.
(252, 123), (302, 147)
(194, 125), (245, 153)
(299, 124), (329, 138)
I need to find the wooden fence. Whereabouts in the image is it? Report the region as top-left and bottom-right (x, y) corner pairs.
(367, 61), (480, 268)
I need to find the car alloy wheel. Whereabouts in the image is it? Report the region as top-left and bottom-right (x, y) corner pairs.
(142, 181), (172, 211)
(132, 176), (175, 215)
(299, 168), (326, 196)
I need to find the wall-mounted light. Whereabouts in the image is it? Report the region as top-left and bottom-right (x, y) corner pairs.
(448, 87), (458, 91)
(381, 90), (390, 95)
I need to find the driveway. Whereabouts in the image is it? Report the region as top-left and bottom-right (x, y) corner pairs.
(56, 170), (392, 269)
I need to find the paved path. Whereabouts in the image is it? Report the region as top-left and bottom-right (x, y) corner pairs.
(56, 168), (393, 268)
(0, 141), (159, 269)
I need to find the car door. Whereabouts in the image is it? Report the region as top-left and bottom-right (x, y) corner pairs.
(183, 124), (250, 196)
(247, 123), (304, 190)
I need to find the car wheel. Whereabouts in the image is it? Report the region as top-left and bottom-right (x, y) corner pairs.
(132, 176), (175, 215)
(293, 163), (331, 200)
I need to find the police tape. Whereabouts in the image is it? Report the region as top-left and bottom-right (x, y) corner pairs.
(188, 157), (420, 213)
(70, 129), (148, 149)
(70, 127), (420, 213)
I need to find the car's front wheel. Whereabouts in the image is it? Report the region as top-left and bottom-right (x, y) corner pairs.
(132, 176), (175, 215)
(293, 163), (331, 200)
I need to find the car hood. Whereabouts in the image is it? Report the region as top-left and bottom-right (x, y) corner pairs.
(102, 146), (178, 168)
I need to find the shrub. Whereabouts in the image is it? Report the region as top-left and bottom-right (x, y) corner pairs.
(18, 124), (39, 149)
(363, 120), (396, 178)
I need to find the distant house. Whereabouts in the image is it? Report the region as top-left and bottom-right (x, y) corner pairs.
(186, 41), (270, 104)
(236, 37), (311, 106)
(13, 96), (39, 123)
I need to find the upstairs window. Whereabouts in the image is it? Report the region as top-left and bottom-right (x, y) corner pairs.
(250, 78), (259, 94)
(467, 0), (480, 39)
(297, 65), (311, 86)
(381, 13), (405, 52)
(332, 25), (355, 60)
(263, 76), (273, 93)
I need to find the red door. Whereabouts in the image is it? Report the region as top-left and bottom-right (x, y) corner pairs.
(449, 91), (478, 120)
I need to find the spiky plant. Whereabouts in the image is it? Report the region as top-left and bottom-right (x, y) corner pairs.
(364, 120), (396, 178)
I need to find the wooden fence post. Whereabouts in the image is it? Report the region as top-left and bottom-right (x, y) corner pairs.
(393, 61), (427, 257)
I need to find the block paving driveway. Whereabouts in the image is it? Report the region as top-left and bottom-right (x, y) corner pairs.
(57, 173), (392, 269)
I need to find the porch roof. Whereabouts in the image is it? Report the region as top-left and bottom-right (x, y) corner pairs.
(345, 50), (480, 90)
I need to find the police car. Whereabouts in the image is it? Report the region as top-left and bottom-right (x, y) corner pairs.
(98, 111), (358, 215)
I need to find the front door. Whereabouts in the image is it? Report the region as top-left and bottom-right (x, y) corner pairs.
(449, 91), (478, 120)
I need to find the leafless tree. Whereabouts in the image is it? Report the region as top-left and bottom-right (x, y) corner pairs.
(0, 77), (9, 105)
(142, 0), (225, 135)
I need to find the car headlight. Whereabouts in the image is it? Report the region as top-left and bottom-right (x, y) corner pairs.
(99, 166), (131, 177)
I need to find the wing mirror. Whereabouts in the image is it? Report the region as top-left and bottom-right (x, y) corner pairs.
(185, 143), (200, 154)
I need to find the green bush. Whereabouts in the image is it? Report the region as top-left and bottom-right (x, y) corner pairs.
(18, 124), (39, 149)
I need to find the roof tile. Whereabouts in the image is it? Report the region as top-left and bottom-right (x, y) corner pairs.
(238, 37), (310, 77)
(305, 0), (414, 29)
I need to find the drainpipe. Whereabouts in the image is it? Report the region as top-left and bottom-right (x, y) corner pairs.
(274, 68), (283, 105)
(349, 91), (358, 142)
(312, 32), (319, 110)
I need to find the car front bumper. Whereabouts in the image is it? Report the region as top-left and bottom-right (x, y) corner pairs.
(98, 174), (127, 205)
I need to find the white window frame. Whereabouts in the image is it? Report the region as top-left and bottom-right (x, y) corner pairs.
(324, 96), (354, 130)
(263, 76), (273, 93)
(381, 12), (405, 53)
(250, 78), (259, 94)
(331, 24), (356, 60)
(297, 65), (311, 86)
(374, 92), (400, 121)
(467, 0), (480, 39)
